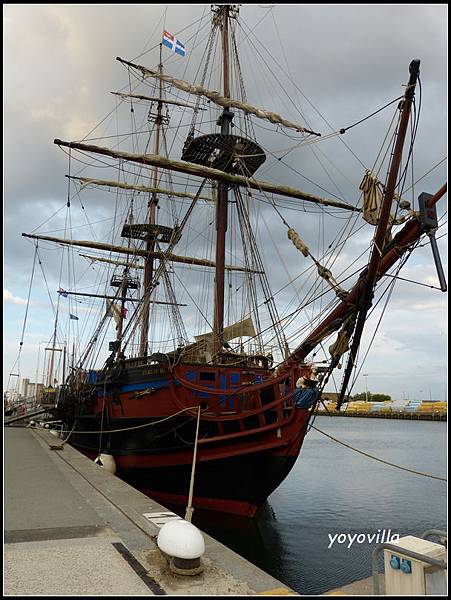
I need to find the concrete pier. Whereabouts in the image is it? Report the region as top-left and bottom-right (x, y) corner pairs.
(5, 426), (298, 595)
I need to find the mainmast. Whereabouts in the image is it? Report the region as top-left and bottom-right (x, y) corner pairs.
(140, 43), (164, 356)
(213, 4), (234, 355)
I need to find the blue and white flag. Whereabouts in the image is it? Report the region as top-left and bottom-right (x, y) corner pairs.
(162, 30), (186, 57)
(69, 314), (79, 320)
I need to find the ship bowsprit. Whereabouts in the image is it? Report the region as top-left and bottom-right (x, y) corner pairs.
(181, 133), (266, 177)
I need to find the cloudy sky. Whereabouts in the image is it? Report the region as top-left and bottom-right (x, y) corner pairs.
(4, 4), (447, 401)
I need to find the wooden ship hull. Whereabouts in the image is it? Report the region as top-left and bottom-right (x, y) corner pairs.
(21, 6), (446, 520)
(56, 361), (310, 516)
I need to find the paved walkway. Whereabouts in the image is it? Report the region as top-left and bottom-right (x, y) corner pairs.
(5, 426), (297, 595)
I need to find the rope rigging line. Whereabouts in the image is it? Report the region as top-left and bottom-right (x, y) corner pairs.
(18, 242), (39, 349)
(233, 121), (350, 204)
(32, 404), (200, 436)
(382, 272), (445, 290)
(33, 247), (65, 346)
(185, 405), (201, 522)
(339, 95), (405, 134)
(235, 187), (284, 352)
(405, 157), (447, 193)
(236, 16), (368, 171)
(309, 425), (447, 482)
(254, 13), (350, 199)
(346, 248), (415, 397)
(225, 220), (374, 352)
(7, 244), (39, 392)
(232, 118), (379, 303)
(230, 147), (352, 353)
(119, 179), (208, 355)
(235, 153), (366, 324)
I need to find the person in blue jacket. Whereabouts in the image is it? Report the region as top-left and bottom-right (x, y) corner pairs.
(293, 376), (320, 409)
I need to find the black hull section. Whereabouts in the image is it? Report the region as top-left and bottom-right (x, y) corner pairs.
(117, 452), (298, 511)
(69, 416), (202, 455)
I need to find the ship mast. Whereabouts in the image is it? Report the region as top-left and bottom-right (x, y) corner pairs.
(213, 4), (234, 355)
(335, 59), (421, 407)
(140, 43), (164, 356)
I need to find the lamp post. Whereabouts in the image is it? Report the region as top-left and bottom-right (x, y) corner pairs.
(363, 373), (369, 402)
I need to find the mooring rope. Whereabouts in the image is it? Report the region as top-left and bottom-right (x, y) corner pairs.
(310, 424), (447, 482)
(185, 404), (202, 523)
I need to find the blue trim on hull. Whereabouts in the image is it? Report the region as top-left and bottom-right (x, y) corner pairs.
(120, 379), (169, 392)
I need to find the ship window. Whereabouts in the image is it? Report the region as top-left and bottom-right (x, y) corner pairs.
(230, 373), (240, 385)
(199, 372), (216, 382)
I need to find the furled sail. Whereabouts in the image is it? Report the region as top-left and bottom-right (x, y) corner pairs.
(360, 170), (385, 225)
(80, 254), (143, 269)
(55, 139), (360, 212)
(22, 232), (260, 273)
(68, 176), (213, 202)
(116, 57), (320, 136)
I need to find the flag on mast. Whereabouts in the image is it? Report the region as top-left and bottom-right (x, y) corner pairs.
(162, 30), (186, 57)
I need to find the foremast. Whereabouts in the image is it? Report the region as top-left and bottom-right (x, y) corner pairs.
(140, 43), (164, 357)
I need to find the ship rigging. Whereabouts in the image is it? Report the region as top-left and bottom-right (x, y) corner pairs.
(15, 5), (447, 516)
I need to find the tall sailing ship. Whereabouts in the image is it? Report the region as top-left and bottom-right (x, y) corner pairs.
(21, 5), (446, 516)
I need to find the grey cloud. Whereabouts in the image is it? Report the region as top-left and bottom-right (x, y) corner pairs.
(4, 4), (447, 398)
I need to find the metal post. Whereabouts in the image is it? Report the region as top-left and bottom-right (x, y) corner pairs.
(363, 373), (369, 402)
(428, 231), (447, 291)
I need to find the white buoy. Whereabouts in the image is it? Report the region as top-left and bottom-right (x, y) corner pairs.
(157, 519), (205, 575)
(94, 450), (116, 474)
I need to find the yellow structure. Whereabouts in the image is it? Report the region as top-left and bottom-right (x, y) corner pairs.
(317, 398), (447, 416)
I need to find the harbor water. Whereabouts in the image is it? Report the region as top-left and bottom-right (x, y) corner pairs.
(174, 416), (446, 594)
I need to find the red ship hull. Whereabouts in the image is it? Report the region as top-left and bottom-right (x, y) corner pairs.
(61, 360), (311, 516)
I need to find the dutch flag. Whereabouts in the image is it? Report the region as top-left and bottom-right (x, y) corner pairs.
(162, 30), (186, 57)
